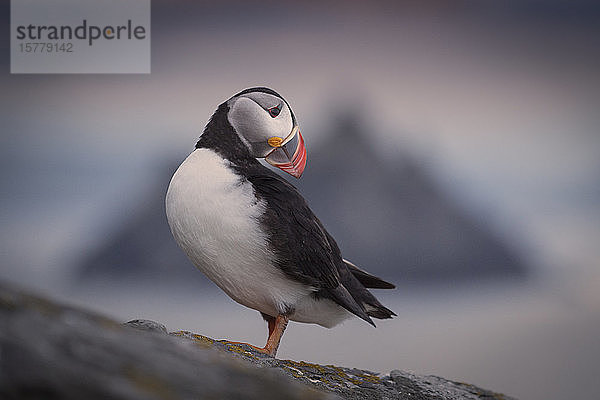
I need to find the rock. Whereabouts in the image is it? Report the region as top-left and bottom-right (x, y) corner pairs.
(124, 319), (168, 334)
(0, 282), (515, 400)
(0, 282), (331, 400)
(165, 332), (514, 400)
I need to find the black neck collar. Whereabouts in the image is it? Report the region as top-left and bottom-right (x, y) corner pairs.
(195, 102), (256, 166)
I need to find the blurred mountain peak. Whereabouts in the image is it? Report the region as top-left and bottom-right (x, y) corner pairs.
(77, 114), (527, 288)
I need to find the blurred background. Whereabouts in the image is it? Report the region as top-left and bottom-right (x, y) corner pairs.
(1, 1), (599, 399)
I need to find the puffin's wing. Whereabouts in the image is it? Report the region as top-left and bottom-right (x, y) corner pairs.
(246, 171), (374, 325)
(247, 172), (340, 287)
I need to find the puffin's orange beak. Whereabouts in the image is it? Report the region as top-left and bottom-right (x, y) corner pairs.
(265, 126), (307, 178)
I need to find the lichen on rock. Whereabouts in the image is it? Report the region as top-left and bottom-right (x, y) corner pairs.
(130, 320), (515, 400)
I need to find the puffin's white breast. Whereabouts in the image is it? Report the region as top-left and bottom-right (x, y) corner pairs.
(165, 149), (310, 317)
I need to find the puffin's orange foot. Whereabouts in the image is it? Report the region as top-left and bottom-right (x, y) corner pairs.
(221, 340), (274, 356)
(220, 314), (289, 357)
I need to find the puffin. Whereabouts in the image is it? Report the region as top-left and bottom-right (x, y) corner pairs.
(166, 87), (395, 357)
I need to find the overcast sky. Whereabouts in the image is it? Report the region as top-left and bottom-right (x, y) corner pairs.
(1, 2), (599, 399)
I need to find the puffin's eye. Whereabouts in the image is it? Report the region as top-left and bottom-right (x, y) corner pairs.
(268, 106), (281, 118)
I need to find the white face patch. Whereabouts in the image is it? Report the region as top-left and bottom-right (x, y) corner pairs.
(227, 92), (294, 158)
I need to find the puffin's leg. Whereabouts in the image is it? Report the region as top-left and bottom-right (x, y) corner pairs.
(223, 313), (289, 357)
(260, 312), (279, 337)
(263, 314), (289, 356)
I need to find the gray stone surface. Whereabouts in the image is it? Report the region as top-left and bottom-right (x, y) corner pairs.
(168, 329), (515, 400)
(0, 282), (515, 400)
(124, 319), (168, 334)
(0, 282), (330, 400)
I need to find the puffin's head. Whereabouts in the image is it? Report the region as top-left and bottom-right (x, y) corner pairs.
(226, 87), (306, 178)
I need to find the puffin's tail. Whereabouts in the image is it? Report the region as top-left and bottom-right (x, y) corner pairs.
(336, 260), (397, 323)
(343, 259), (395, 290)
(364, 301), (396, 320)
